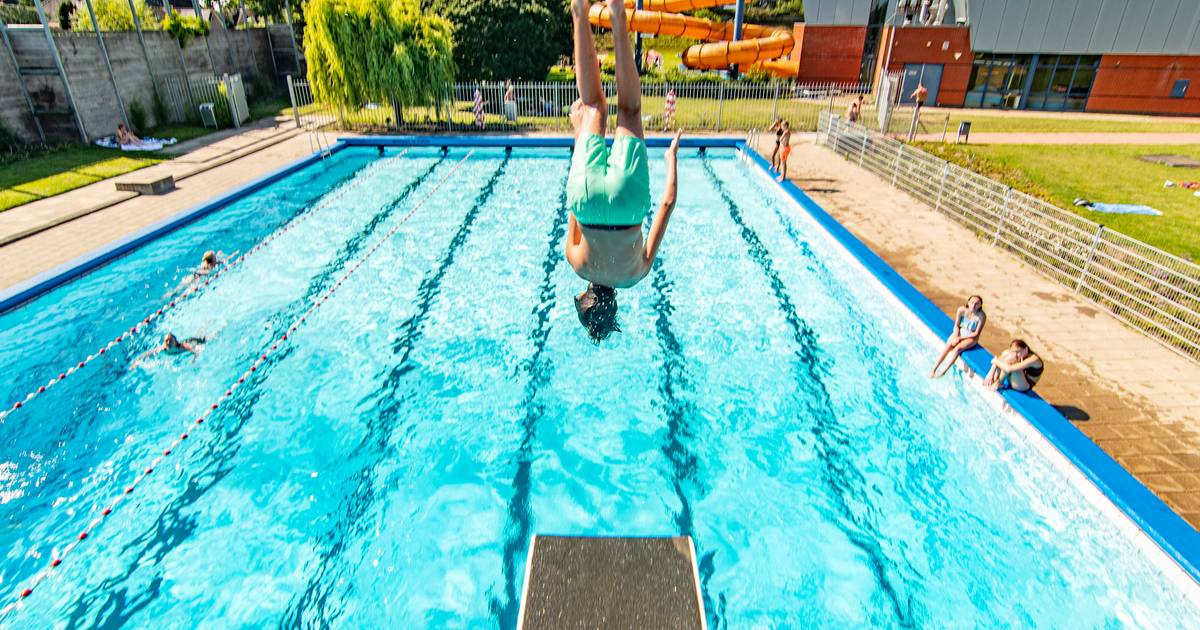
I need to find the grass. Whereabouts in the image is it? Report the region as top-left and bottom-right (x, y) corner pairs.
(0, 96), (293, 214)
(920, 142), (1200, 262)
(906, 110), (1200, 135)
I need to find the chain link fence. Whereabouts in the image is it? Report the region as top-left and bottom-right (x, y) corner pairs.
(285, 77), (872, 134)
(809, 111), (1200, 362)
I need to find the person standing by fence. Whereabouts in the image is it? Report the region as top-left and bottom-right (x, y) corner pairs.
(473, 88), (487, 129)
(663, 87), (676, 131)
(907, 82), (927, 141)
(504, 82), (518, 123)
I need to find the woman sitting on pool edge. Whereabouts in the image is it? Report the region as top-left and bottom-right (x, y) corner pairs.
(566, 0), (682, 342)
(930, 294), (986, 377)
(983, 339), (1044, 392)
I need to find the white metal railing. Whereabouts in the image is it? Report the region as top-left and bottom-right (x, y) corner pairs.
(285, 77), (873, 134)
(158, 72), (249, 128)
(815, 111), (1200, 361)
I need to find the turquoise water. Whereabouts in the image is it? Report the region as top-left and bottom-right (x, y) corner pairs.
(0, 146), (1196, 627)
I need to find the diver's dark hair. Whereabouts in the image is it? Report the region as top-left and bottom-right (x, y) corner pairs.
(575, 284), (620, 343)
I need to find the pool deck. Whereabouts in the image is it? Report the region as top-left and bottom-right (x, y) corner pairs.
(1, 127), (1197, 532)
(779, 137), (1200, 530)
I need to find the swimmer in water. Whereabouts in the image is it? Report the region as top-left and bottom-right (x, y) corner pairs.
(132, 333), (205, 368)
(168, 249), (233, 296)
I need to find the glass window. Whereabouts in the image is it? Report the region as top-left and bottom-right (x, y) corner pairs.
(1070, 68), (1095, 97)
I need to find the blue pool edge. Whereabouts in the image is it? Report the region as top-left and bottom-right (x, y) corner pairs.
(736, 142), (1200, 586)
(1, 135), (1195, 588)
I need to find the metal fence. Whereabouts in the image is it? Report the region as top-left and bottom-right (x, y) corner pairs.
(811, 111), (1200, 362)
(285, 78), (873, 134)
(158, 73), (250, 127)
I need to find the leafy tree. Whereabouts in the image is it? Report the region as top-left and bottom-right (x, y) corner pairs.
(71, 0), (160, 31)
(304, 0), (455, 109)
(162, 12), (209, 45)
(422, 0), (570, 81)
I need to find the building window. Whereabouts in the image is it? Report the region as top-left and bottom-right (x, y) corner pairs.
(1172, 80), (1190, 99)
(962, 53), (1033, 109)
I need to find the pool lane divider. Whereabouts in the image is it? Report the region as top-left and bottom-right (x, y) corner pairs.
(735, 142), (1200, 587)
(0, 149), (477, 620)
(702, 157), (914, 624)
(0, 150), (412, 426)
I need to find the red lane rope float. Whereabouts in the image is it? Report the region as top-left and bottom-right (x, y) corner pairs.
(0, 150), (410, 425)
(0, 148), (475, 619)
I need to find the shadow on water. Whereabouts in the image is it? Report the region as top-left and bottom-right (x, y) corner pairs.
(486, 180), (569, 628)
(280, 157), (511, 628)
(702, 157), (915, 627)
(54, 157), (448, 629)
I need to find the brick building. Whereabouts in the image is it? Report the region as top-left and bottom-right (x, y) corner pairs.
(796, 0), (1200, 115)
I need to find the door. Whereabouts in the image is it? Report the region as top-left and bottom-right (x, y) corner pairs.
(898, 63), (943, 105)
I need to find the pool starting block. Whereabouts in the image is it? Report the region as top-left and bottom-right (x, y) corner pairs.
(518, 535), (707, 629)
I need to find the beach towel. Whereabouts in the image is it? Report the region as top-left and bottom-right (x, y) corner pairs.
(1087, 203), (1162, 216)
(95, 136), (178, 152)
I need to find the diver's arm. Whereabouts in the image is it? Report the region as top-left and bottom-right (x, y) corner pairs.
(642, 130), (681, 269)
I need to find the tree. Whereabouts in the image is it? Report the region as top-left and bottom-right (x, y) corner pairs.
(422, 0), (570, 81)
(304, 0), (455, 110)
(71, 0), (160, 31)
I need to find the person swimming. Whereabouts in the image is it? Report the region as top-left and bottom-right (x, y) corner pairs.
(930, 294), (986, 377)
(168, 249), (233, 296)
(565, 0), (682, 342)
(983, 339), (1044, 392)
(132, 333), (206, 368)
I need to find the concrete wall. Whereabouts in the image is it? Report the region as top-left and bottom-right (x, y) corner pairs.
(969, 0), (1200, 55)
(0, 30), (40, 143)
(1, 25), (280, 143)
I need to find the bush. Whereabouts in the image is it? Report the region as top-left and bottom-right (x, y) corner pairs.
(58, 1), (75, 30)
(0, 2), (37, 24)
(71, 0), (159, 31)
(424, 0), (570, 81)
(0, 119), (21, 154)
(129, 99), (147, 131)
(152, 88), (169, 125)
(162, 13), (209, 47)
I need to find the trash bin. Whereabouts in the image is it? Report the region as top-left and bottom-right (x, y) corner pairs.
(956, 120), (971, 144)
(199, 102), (217, 128)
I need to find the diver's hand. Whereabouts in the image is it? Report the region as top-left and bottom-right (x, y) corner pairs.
(665, 129), (682, 161)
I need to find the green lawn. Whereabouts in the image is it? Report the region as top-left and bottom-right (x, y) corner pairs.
(920, 142), (1200, 262)
(907, 110), (1200, 135)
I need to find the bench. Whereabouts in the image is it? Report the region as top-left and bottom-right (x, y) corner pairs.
(115, 174), (175, 195)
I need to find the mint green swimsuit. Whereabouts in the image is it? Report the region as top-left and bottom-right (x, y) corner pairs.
(566, 133), (651, 227)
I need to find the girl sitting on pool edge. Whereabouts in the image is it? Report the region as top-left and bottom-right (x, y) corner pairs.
(983, 339), (1044, 392)
(930, 295), (986, 377)
(565, 0), (682, 342)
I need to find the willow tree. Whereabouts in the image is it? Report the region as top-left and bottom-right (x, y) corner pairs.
(304, 0), (455, 124)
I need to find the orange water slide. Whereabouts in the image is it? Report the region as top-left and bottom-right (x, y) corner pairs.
(588, 0), (797, 77)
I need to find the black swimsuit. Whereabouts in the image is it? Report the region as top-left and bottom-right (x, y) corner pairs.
(775, 128), (783, 146)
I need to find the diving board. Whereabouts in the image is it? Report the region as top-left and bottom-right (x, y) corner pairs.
(518, 535), (707, 629)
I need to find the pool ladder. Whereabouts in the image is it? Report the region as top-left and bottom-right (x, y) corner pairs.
(306, 116), (334, 160)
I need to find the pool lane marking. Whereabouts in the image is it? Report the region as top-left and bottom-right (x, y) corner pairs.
(489, 176), (569, 628)
(701, 157), (914, 626)
(0, 150), (475, 621)
(0, 150), (412, 426)
(49, 155), (456, 622)
(648, 260), (727, 628)
(281, 156), (514, 626)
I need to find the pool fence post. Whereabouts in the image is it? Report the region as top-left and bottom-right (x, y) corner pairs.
(223, 73), (240, 128)
(717, 82), (725, 132)
(891, 143), (903, 186)
(858, 128), (867, 166)
(286, 75), (300, 129)
(771, 81), (780, 122)
(935, 161), (949, 211)
(1076, 225), (1105, 294)
(993, 187), (1012, 245)
(830, 117), (840, 154)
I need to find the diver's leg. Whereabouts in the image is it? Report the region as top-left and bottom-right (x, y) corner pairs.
(573, 0), (605, 110)
(610, 0), (644, 138)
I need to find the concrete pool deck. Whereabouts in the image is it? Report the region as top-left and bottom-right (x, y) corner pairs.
(1, 128), (1196, 532)
(778, 138), (1200, 530)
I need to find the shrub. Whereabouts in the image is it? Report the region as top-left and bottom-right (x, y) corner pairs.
(71, 0), (159, 31)
(129, 99), (147, 131)
(305, 0), (455, 109)
(0, 119), (21, 154)
(0, 2), (37, 25)
(162, 13), (209, 47)
(58, 1), (75, 30)
(423, 0), (570, 81)
(152, 88), (169, 125)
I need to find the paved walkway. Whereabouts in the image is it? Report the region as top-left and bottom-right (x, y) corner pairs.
(0, 127), (313, 290)
(780, 139), (1200, 529)
(0, 118), (302, 247)
(912, 131), (1200, 144)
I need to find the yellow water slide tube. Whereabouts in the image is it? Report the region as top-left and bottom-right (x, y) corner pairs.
(588, 0), (797, 77)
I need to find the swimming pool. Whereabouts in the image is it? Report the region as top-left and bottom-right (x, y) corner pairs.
(0, 140), (1197, 627)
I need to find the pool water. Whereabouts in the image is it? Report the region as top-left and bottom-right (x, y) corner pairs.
(0, 146), (1196, 627)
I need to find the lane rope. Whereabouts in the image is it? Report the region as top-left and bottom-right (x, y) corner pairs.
(0, 148), (475, 620)
(0, 150), (411, 425)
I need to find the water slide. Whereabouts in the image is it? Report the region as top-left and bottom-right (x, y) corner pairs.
(588, 0), (798, 77)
